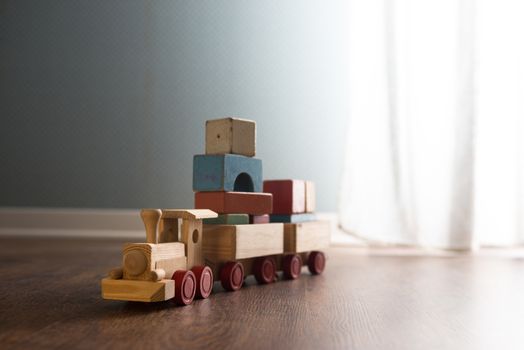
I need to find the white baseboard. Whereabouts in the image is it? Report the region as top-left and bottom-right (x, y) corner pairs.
(0, 207), (144, 238)
(0, 207), (362, 244)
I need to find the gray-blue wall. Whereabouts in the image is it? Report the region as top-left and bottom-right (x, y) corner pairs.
(0, 0), (349, 211)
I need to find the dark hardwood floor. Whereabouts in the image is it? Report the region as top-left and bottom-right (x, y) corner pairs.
(1, 236), (524, 350)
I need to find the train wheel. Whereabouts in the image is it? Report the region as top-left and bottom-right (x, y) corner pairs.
(220, 261), (244, 291)
(283, 254), (302, 280)
(307, 251), (326, 275)
(191, 265), (214, 299)
(254, 256), (277, 284)
(173, 270), (196, 306)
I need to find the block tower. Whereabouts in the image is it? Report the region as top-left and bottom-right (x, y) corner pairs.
(193, 117), (272, 223)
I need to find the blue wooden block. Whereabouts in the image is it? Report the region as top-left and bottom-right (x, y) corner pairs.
(270, 213), (316, 223)
(193, 154), (263, 192)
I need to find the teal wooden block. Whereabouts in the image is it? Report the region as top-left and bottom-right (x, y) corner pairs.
(193, 154), (262, 192)
(203, 214), (250, 225)
(270, 213), (316, 223)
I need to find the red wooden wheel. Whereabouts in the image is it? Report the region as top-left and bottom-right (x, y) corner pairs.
(191, 265), (214, 299)
(220, 261), (244, 291)
(173, 270), (196, 305)
(307, 251), (326, 275)
(283, 254), (302, 280)
(254, 256), (277, 284)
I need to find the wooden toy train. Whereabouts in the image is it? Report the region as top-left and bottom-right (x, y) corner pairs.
(101, 118), (330, 305)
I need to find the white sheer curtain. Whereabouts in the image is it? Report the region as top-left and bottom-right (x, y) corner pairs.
(338, 0), (524, 249)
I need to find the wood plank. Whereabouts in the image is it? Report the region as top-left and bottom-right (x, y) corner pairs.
(195, 191), (272, 215)
(3, 237), (524, 350)
(101, 278), (174, 302)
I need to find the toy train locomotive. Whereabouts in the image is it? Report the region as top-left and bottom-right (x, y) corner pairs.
(101, 208), (329, 305)
(101, 117), (330, 305)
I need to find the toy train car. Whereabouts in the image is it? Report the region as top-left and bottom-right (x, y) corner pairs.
(101, 208), (330, 305)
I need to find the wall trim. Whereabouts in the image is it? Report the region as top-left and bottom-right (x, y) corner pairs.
(0, 207), (144, 238)
(0, 207), (358, 244)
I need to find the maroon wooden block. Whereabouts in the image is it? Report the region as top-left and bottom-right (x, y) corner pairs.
(263, 179), (305, 214)
(194, 191), (273, 215)
(250, 214), (270, 224)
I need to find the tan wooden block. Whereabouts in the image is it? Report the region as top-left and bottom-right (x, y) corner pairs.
(202, 223), (284, 262)
(283, 220), (330, 253)
(155, 256), (187, 279)
(305, 181), (316, 213)
(122, 242), (185, 281)
(161, 209), (218, 220)
(141, 209), (162, 244)
(158, 218), (179, 243)
(101, 278), (175, 302)
(205, 117), (256, 156)
(181, 219), (204, 269)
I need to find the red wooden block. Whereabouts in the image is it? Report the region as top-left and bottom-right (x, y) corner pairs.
(194, 191), (273, 215)
(250, 214), (270, 224)
(263, 179), (305, 214)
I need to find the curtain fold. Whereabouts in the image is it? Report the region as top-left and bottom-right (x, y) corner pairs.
(339, 0), (524, 249)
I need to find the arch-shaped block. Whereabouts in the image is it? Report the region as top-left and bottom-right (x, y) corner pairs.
(193, 154), (262, 192)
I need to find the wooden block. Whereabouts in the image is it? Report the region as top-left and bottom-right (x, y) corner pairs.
(195, 191), (272, 215)
(202, 223), (284, 262)
(158, 218), (179, 243)
(283, 220), (330, 253)
(270, 213), (316, 223)
(101, 278), (175, 302)
(155, 256), (187, 279)
(193, 154), (262, 192)
(263, 179), (305, 214)
(122, 242), (185, 281)
(205, 117), (256, 157)
(250, 214), (270, 224)
(141, 209), (162, 244)
(180, 218), (204, 269)
(305, 181), (316, 213)
(204, 214), (249, 225)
